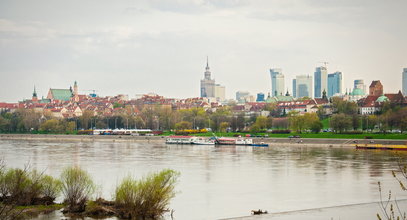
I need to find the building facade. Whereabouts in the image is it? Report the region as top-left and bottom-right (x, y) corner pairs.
(270, 68), (285, 97)
(200, 58), (225, 101)
(236, 91), (251, 103)
(354, 79), (366, 95)
(369, 80), (383, 96)
(314, 66), (327, 98)
(292, 79), (296, 98)
(296, 75), (313, 98)
(327, 71), (342, 97)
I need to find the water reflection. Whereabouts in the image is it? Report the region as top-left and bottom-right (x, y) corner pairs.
(1, 140), (407, 220)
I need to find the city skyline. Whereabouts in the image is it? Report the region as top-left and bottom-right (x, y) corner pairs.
(0, 0), (406, 102)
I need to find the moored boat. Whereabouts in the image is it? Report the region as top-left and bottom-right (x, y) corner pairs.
(355, 144), (407, 151)
(214, 137), (254, 146)
(166, 136), (197, 144)
(251, 143), (269, 147)
(192, 137), (215, 145)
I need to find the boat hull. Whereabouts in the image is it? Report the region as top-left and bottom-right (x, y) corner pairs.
(355, 145), (407, 151)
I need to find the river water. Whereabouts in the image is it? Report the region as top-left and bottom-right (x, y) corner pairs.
(1, 139), (406, 220)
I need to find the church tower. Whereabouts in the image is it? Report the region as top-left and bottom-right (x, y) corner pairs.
(32, 86), (38, 103)
(73, 81), (79, 102)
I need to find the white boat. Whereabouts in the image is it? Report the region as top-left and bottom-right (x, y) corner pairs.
(236, 138), (253, 145)
(166, 136), (197, 144)
(192, 137), (215, 145)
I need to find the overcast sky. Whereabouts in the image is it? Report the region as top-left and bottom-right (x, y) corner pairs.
(1, 0), (406, 102)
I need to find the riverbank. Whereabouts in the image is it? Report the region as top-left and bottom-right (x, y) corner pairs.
(1, 134), (406, 147)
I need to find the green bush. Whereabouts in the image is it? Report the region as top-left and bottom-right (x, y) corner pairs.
(60, 166), (95, 212)
(0, 167), (60, 205)
(115, 169), (180, 219)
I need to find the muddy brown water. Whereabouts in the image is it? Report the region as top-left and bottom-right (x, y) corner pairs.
(1, 139), (406, 220)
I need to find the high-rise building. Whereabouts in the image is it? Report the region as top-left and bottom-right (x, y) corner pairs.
(369, 80), (383, 96)
(270, 68), (285, 97)
(354, 79), (366, 95)
(314, 66), (327, 98)
(200, 57), (225, 101)
(292, 79), (297, 98)
(403, 68), (407, 96)
(214, 84), (225, 102)
(200, 58), (215, 98)
(256, 93), (265, 102)
(236, 91), (250, 103)
(327, 72), (342, 97)
(296, 75), (313, 98)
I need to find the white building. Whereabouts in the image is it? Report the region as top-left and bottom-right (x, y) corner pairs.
(236, 91), (251, 103)
(296, 75), (313, 98)
(314, 66), (327, 98)
(270, 68), (285, 97)
(214, 84), (225, 102)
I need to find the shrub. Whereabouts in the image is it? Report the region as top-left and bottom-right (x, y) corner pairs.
(270, 129), (291, 134)
(115, 169), (180, 219)
(40, 175), (62, 200)
(60, 166), (95, 213)
(340, 131), (363, 134)
(0, 166), (60, 206)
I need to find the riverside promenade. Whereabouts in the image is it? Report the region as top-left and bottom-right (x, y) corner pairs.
(1, 134), (405, 147)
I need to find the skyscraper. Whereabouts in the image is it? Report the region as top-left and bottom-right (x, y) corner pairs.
(292, 79), (297, 98)
(327, 72), (342, 97)
(200, 57), (225, 101)
(314, 66), (327, 98)
(200, 58), (215, 98)
(270, 68), (285, 97)
(403, 68), (407, 96)
(353, 79), (366, 95)
(296, 75), (313, 98)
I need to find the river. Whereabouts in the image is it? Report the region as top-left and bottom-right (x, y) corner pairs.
(1, 139), (406, 220)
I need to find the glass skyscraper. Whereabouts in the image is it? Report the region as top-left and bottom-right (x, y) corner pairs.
(296, 75), (313, 98)
(327, 72), (342, 97)
(314, 66), (327, 98)
(270, 68), (285, 97)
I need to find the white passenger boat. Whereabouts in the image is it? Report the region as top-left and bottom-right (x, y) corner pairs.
(166, 136), (197, 144)
(192, 137), (215, 145)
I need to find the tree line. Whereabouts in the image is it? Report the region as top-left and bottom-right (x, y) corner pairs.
(1, 99), (406, 134)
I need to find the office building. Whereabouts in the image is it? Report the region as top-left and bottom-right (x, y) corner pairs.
(353, 79), (366, 95)
(314, 66), (327, 98)
(292, 79), (296, 98)
(236, 91), (251, 103)
(270, 68), (285, 97)
(296, 75), (313, 98)
(327, 72), (342, 97)
(256, 93), (265, 102)
(200, 57), (225, 101)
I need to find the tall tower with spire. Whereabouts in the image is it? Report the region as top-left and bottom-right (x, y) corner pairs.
(73, 81), (79, 102)
(32, 86), (38, 102)
(200, 57), (215, 98)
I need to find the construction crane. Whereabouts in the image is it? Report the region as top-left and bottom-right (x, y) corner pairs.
(319, 61), (329, 68)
